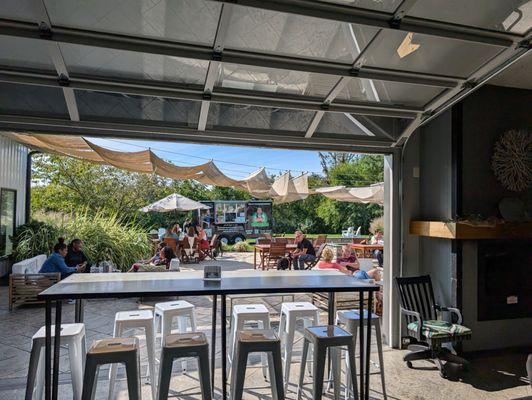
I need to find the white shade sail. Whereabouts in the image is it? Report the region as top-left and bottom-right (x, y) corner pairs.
(140, 193), (211, 213)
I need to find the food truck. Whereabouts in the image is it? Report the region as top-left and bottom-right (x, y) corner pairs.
(196, 200), (273, 245)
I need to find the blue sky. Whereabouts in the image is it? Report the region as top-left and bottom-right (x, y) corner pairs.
(89, 137), (325, 179)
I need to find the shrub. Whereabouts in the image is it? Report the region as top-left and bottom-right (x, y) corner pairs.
(12, 210), (152, 271)
(63, 210), (151, 271)
(232, 241), (251, 252)
(12, 220), (61, 261)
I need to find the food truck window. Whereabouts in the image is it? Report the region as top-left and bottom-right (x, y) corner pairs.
(215, 202), (246, 223)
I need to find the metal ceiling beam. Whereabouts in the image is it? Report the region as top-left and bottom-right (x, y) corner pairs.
(214, 0), (523, 47)
(0, 68), (421, 119)
(0, 114), (395, 154)
(0, 18), (462, 88)
(395, 46), (531, 145)
(199, 4), (233, 131)
(33, 1), (80, 122)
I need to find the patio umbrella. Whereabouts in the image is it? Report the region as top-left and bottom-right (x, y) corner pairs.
(139, 193), (211, 212)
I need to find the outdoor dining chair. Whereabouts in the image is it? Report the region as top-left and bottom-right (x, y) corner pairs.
(265, 243), (288, 270)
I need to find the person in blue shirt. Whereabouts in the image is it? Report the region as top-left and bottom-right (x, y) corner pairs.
(40, 238), (86, 279)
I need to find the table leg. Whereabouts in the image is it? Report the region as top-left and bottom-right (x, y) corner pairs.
(359, 292), (365, 400)
(53, 300), (62, 400)
(365, 292), (373, 400)
(327, 292), (335, 391)
(45, 300), (52, 400)
(211, 295), (217, 393)
(74, 299), (84, 323)
(221, 294), (227, 400)
(254, 247), (257, 269)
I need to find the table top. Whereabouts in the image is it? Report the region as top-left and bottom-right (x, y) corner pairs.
(350, 243), (384, 249)
(254, 244), (297, 250)
(38, 270), (379, 300)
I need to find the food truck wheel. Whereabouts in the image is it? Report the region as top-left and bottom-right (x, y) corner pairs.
(219, 235), (230, 246)
(233, 235), (245, 244)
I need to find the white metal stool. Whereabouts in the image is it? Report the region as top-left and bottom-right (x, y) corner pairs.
(229, 304), (270, 379)
(154, 300), (197, 373)
(108, 310), (156, 400)
(26, 323), (86, 400)
(278, 301), (319, 392)
(336, 309), (386, 400)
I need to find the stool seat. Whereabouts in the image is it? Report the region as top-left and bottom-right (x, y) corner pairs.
(165, 332), (207, 347)
(33, 323), (85, 339)
(306, 325), (352, 341)
(233, 304), (269, 315)
(238, 329), (279, 343)
(155, 300), (194, 313)
(337, 309), (379, 321)
(91, 337), (137, 354)
(115, 309), (153, 322)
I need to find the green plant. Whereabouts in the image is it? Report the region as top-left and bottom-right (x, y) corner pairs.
(12, 220), (61, 261)
(232, 241), (251, 252)
(63, 210), (151, 271)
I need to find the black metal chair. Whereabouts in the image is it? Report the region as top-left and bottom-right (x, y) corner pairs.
(395, 275), (472, 378)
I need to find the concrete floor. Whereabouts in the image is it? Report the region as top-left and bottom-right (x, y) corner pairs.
(0, 252), (530, 400)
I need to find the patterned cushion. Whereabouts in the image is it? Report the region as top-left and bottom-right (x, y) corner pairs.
(407, 320), (471, 339)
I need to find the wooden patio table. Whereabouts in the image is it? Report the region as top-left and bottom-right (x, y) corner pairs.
(253, 243), (297, 269)
(38, 270), (378, 400)
(350, 243), (384, 258)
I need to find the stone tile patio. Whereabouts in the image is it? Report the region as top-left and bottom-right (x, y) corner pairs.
(0, 253), (530, 399)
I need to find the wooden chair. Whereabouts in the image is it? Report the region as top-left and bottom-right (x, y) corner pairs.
(395, 275), (471, 378)
(256, 238), (271, 245)
(264, 243), (287, 270)
(304, 243), (326, 270)
(272, 237), (288, 244)
(180, 237), (199, 263)
(203, 234), (221, 260)
(163, 237), (179, 255)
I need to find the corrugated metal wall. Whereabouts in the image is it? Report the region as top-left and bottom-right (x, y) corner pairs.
(0, 135), (28, 276)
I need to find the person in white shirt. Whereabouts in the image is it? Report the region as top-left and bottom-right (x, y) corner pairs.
(370, 230), (384, 267)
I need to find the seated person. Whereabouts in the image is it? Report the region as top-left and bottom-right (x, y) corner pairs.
(370, 230), (384, 267)
(160, 227), (179, 240)
(313, 248), (352, 275)
(171, 224), (182, 238)
(40, 238), (86, 279)
(291, 231), (316, 270)
(65, 238), (88, 271)
(353, 267), (382, 281)
(336, 245), (360, 271)
(128, 246), (175, 272)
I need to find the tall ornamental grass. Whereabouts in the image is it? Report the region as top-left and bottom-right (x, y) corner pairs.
(13, 210), (152, 271)
(64, 211), (151, 271)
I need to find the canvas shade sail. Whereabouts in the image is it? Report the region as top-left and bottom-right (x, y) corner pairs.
(4, 132), (384, 205)
(314, 183), (384, 205)
(140, 193), (211, 212)
(269, 172), (309, 204)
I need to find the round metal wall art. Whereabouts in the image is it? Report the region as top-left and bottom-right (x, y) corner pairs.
(491, 129), (532, 192)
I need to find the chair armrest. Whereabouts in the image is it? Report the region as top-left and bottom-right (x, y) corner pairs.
(435, 304), (463, 324)
(401, 307), (422, 338)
